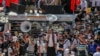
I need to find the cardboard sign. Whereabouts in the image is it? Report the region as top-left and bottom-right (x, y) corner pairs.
(86, 8), (91, 13)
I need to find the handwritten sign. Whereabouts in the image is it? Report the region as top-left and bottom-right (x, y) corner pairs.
(86, 8), (91, 13)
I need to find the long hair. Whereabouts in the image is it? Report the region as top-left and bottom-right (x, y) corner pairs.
(47, 28), (54, 34)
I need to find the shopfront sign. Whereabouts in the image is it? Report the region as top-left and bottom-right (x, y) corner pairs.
(8, 14), (76, 21)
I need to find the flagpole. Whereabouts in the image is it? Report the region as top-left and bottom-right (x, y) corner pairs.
(2, 0), (8, 41)
(2, 0), (6, 16)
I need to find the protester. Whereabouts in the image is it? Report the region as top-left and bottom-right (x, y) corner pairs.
(37, 35), (45, 56)
(45, 28), (57, 56)
(93, 46), (100, 56)
(57, 39), (64, 56)
(27, 36), (34, 56)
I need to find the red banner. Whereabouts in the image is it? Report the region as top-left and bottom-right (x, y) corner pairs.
(0, 0), (2, 5)
(70, 0), (76, 12)
(0, 0), (19, 7)
(70, 0), (81, 12)
(76, 0), (81, 6)
(0, 0), (2, 4)
(11, 0), (19, 4)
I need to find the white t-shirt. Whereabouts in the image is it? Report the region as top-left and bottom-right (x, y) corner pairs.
(91, 0), (100, 7)
(80, 0), (88, 9)
(27, 44), (34, 52)
(87, 34), (92, 39)
(96, 0), (100, 6)
(93, 52), (100, 56)
(63, 39), (71, 50)
(46, 34), (57, 47)
(72, 39), (78, 46)
(90, 0), (96, 7)
(8, 47), (13, 56)
(37, 40), (46, 53)
(12, 36), (18, 42)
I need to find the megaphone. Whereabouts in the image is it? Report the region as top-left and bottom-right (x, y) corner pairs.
(20, 21), (31, 32)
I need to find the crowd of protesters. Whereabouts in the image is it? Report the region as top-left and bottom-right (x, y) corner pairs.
(0, 9), (99, 56)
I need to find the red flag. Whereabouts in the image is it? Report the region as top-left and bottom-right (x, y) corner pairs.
(0, 0), (2, 4)
(11, 0), (19, 4)
(6, 0), (19, 7)
(76, 0), (81, 6)
(6, 0), (11, 7)
(70, 0), (76, 12)
(0, 0), (19, 7)
(0, 0), (10, 7)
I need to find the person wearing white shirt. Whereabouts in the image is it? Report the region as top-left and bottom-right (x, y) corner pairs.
(37, 36), (46, 56)
(93, 46), (100, 56)
(57, 39), (64, 56)
(12, 35), (18, 42)
(45, 28), (57, 56)
(90, 0), (96, 7)
(8, 46), (13, 56)
(96, 0), (100, 7)
(71, 37), (78, 50)
(96, 0), (100, 11)
(27, 37), (34, 56)
(80, 0), (88, 10)
(90, 0), (100, 11)
(90, 0), (96, 12)
(64, 39), (71, 50)
(63, 38), (71, 56)
(71, 37), (78, 56)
